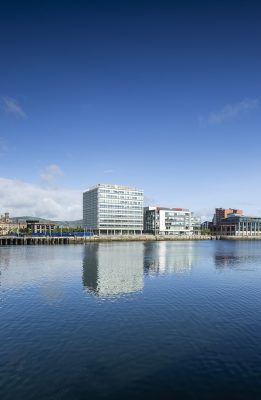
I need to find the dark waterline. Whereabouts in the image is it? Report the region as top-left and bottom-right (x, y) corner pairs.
(0, 241), (261, 400)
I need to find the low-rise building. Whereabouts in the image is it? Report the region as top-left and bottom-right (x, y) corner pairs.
(201, 221), (212, 230)
(191, 214), (201, 235)
(0, 212), (26, 235)
(26, 220), (57, 234)
(213, 214), (261, 236)
(144, 207), (199, 235)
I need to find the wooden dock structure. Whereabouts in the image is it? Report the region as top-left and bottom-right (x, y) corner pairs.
(0, 236), (70, 246)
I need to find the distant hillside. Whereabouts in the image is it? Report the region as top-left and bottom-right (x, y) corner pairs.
(11, 216), (83, 228)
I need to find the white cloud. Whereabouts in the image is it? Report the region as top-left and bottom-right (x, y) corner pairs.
(206, 98), (259, 125)
(40, 164), (64, 188)
(1, 96), (27, 119)
(0, 177), (82, 220)
(193, 208), (213, 222)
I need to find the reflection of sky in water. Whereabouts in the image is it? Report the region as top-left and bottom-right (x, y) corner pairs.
(1, 241), (261, 400)
(0, 246), (81, 290)
(82, 243), (144, 297)
(1, 241), (261, 297)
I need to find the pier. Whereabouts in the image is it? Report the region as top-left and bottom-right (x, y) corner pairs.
(0, 236), (70, 246)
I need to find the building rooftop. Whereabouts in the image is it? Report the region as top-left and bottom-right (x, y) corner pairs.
(145, 206), (189, 211)
(83, 183), (143, 192)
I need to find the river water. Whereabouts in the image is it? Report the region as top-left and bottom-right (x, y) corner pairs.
(0, 241), (261, 399)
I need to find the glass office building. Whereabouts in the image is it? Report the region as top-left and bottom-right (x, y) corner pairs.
(214, 214), (261, 236)
(144, 207), (197, 235)
(83, 184), (144, 235)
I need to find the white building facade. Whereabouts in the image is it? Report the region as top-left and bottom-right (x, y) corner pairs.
(144, 207), (200, 235)
(83, 184), (144, 235)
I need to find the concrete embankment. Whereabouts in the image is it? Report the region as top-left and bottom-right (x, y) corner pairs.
(0, 235), (212, 246)
(75, 235), (212, 242)
(220, 235), (261, 240)
(1, 235), (261, 246)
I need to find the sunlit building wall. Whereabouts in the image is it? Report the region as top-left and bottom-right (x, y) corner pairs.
(83, 184), (144, 235)
(144, 207), (196, 235)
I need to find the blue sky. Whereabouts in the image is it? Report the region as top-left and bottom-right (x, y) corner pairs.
(0, 0), (260, 220)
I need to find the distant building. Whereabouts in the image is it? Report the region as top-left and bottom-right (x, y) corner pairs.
(83, 184), (144, 235)
(210, 207), (261, 236)
(201, 220), (212, 230)
(144, 207), (199, 235)
(0, 212), (10, 223)
(213, 208), (243, 226)
(212, 214), (261, 236)
(0, 212), (26, 236)
(191, 214), (201, 235)
(26, 220), (57, 234)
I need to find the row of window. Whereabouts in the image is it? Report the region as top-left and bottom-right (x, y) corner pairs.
(99, 220), (142, 224)
(98, 189), (143, 196)
(99, 225), (142, 228)
(98, 193), (143, 199)
(165, 213), (190, 217)
(99, 199), (143, 207)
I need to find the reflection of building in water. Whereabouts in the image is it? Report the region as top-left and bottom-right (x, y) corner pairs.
(215, 255), (239, 269)
(82, 243), (144, 297)
(143, 242), (195, 276)
(214, 242), (261, 270)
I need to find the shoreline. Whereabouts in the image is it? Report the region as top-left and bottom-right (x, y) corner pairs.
(1, 235), (261, 246)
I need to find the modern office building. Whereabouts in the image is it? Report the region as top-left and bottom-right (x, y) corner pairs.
(201, 220), (212, 230)
(213, 208), (243, 226)
(212, 214), (261, 236)
(191, 214), (201, 235)
(144, 207), (199, 235)
(83, 184), (144, 235)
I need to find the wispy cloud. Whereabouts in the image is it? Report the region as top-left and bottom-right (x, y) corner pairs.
(0, 177), (82, 220)
(40, 164), (64, 188)
(203, 98), (259, 125)
(103, 169), (114, 174)
(1, 96), (27, 119)
(194, 208), (213, 221)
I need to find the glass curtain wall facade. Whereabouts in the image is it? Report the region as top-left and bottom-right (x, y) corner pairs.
(144, 207), (194, 235)
(83, 184), (144, 235)
(216, 215), (261, 236)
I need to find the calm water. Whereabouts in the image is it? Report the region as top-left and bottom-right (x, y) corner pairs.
(0, 241), (261, 400)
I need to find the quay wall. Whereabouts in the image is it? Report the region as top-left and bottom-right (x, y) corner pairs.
(220, 235), (261, 240)
(0, 235), (211, 245)
(1, 235), (261, 246)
